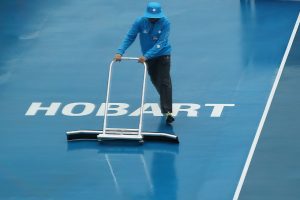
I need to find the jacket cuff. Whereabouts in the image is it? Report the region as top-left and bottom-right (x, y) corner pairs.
(116, 49), (124, 55)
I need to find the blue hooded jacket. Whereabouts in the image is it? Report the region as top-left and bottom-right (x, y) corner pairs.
(117, 17), (171, 59)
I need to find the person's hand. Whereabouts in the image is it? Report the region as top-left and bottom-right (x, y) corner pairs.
(114, 54), (122, 61)
(138, 56), (146, 63)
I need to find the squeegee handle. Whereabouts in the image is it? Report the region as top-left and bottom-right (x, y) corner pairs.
(103, 57), (147, 135)
(120, 57), (139, 60)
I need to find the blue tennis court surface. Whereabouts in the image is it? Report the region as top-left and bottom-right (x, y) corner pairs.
(0, 0), (300, 199)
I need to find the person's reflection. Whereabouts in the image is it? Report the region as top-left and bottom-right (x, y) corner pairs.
(150, 151), (177, 200)
(149, 117), (178, 200)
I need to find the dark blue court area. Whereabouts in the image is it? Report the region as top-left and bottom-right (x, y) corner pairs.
(0, 0), (300, 200)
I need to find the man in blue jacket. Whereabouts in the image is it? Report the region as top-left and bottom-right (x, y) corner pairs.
(114, 2), (174, 124)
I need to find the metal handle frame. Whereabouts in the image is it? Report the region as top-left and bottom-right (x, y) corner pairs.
(102, 57), (147, 138)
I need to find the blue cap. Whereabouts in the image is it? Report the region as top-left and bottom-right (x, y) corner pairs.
(144, 2), (165, 19)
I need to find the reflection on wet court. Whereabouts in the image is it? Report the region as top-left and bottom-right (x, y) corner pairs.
(0, 0), (300, 199)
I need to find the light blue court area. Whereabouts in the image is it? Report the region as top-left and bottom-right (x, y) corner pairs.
(0, 0), (300, 200)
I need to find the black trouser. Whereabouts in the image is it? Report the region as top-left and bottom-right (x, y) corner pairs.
(146, 55), (172, 113)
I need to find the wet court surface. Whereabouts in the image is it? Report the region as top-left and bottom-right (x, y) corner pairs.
(0, 0), (300, 199)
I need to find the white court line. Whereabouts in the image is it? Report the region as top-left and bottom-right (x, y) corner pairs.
(233, 13), (300, 200)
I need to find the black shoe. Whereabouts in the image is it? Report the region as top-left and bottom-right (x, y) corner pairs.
(165, 112), (175, 124)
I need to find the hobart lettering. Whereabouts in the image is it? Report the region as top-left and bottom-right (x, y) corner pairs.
(25, 102), (235, 118)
